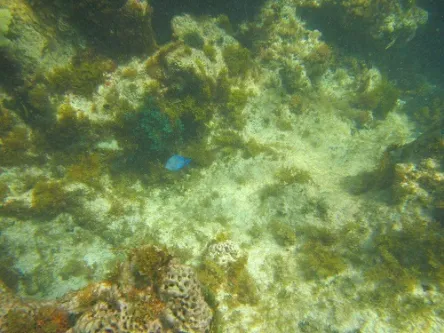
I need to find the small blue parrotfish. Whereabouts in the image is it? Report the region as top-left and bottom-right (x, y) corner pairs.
(165, 155), (191, 171)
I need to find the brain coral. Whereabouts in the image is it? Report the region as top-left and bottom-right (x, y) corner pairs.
(159, 261), (213, 333)
(206, 240), (241, 267)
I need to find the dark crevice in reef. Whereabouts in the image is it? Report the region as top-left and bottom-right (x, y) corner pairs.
(150, 0), (267, 44)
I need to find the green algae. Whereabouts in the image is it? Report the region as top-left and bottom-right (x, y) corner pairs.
(0, 181), (9, 202)
(67, 153), (105, 189)
(268, 220), (297, 247)
(3, 309), (36, 333)
(183, 31), (205, 49)
(129, 245), (172, 285)
(275, 166), (312, 185)
(356, 78), (400, 119)
(47, 53), (114, 97)
(203, 43), (217, 62)
(222, 44), (252, 77)
(31, 180), (75, 217)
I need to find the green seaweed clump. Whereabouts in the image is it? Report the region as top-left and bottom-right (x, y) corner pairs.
(198, 259), (226, 292)
(46, 103), (93, 151)
(129, 245), (172, 286)
(304, 42), (333, 79)
(222, 44), (252, 77)
(226, 256), (259, 305)
(297, 226), (347, 280)
(198, 238), (259, 306)
(31, 180), (76, 217)
(203, 43), (217, 62)
(275, 166), (312, 185)
(35, 305), (70, 333)
(358, 220), (444, 328)
(27, 83), (53, 116)
(0, 125), (34, 166)
(356, 78), (400, 119)
(198, 256), (258, 306)
(67, 153), (104, 188)
(366, 220), (444, 292)
(182, 31), (205, 49)
(0, 181), (9, 202)
(47, 53), (115, 97)
(299, 240), (347, 280)
(268, 220), (297, 246)
(3, 309), (36, 333)
(0, 106), (15, 134)
(224, 87), (250, 129)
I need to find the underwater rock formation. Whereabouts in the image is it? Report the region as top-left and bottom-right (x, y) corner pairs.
(381, 126), (444, 217)
(295, 0), (428, 48)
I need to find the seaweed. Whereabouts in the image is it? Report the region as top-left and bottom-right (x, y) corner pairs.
(356, 78), (400, 119)
(31, 180), (79, 217)
(203, 43), (217, 62)
(0, 181), (9, 202)
(35, 305), (70, 333)
(183, 31), (205, 49)
(67, 153), (104, 189)
(299, 241), (347, 279)
(222, 44), (252, 77)
(45, 103), (94, 151)
(47, 52), (115, 97)
(296, 225), (347, 279)
(268, 219), (297, 246)
(275, 166), (312, 185)
(197, 259), (226, 291)
(224, 88), (250, 129)
(227, 256), (259, 305)
(129, 245), (172, 286)
(0, 106), (15, 134)
(3, 309), (36, 333)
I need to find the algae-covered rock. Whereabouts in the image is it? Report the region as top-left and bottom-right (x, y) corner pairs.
(296, 0), (428, 48)
(0, 8), (12, 47)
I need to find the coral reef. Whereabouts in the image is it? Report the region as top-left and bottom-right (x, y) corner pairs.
(29, 0), (157, 57)
(381, 127), (443, 212)
(198, 239), (259, 306)
(0, 248), (213, 333)
(159, 261), (213, 333)
(0, 0), (443, 331)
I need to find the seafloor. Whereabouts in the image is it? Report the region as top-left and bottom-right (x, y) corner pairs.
(0, 0), (443, 332)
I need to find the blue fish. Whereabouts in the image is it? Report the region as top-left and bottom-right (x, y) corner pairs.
(165, 155), (191, 171)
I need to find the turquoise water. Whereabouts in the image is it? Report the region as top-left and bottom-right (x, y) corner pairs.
(0, 0), (443, 332)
